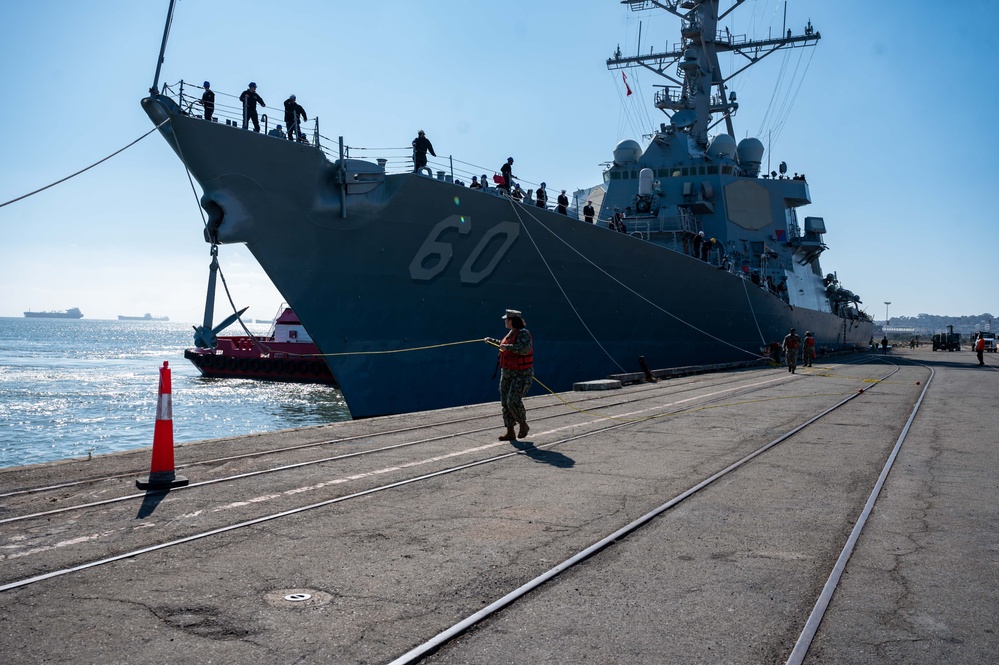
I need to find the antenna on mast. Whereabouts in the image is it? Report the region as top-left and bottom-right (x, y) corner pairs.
(150, 0), (179, 97)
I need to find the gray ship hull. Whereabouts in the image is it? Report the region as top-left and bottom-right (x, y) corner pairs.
(144, 102), (872, 418)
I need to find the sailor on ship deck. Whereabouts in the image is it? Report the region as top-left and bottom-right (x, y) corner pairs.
(500, 157), (515, 193)
(199, 81), (214, 122)
(239, 82), (265, 132)
(283, 94), (308, 142)
(412, 130), (436, 173)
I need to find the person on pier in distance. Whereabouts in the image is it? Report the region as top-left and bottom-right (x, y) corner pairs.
(782, 327), (800, 374)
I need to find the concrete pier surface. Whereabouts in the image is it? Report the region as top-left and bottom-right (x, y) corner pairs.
(1, 348), (995, 664)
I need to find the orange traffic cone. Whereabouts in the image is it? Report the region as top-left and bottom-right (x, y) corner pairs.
(136, 361), (189, 490)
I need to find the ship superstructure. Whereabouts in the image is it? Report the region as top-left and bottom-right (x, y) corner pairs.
(601, 0), (848, 319)
(142, 0), (872, 418)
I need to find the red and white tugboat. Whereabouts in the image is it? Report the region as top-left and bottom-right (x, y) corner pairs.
(184, 307), (336, 384)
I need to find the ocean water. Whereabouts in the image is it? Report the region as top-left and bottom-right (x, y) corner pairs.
(0, 318), (350, 469)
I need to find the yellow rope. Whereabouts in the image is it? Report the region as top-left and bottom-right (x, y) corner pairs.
(320, 338), (489, 357)
(264, 338), (496, 359)
(271, 337), (887, 424)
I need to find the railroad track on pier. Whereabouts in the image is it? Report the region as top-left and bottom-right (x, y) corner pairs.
(0, 360), (858, 511)
(399, 356), (936, 664)
(0, 368), (770, 500)
(1, 357), (914, 606)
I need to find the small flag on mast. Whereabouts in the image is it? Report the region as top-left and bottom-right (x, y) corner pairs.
(622, 72), (632, 96)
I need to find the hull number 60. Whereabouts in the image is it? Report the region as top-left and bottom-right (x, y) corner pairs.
(409, 215), (520, 285)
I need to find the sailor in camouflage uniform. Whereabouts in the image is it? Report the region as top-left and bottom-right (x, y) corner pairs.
(485, 309), (534, 441)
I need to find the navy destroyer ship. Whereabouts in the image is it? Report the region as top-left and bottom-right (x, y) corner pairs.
(143, 0), (872, 418)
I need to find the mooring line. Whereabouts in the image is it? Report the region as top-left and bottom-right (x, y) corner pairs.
(0, 119), (169, 209)
(507, 200), (628, 373)
(513, 202), (768, 360)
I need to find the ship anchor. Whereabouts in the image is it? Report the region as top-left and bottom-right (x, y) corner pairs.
(192, 244), (248, 349)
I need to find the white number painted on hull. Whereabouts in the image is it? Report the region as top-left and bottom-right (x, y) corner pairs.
(459, 222), (520, 285)
(408, 215), (470, 281)
(409, 216), (520, 284)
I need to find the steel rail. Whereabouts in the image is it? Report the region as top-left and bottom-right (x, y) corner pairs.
(1, 354), (875, 500)
(387, 361), (918, 664)
(1, 363), (825, 515)
(0, 370), (796, 525)
(0, 359), (897, 596)
(0, 373), (708, 499)
(785, 358), (934, 664)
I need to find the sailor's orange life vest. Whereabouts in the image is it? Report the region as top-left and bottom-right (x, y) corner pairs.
(498, 330), (533, 370)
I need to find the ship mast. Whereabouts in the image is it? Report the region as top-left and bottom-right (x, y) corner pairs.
(607, 0), (819, 145)
(149, 0), (179, 96)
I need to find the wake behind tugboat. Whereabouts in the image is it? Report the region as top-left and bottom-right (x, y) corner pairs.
(142, 0), (872, 418)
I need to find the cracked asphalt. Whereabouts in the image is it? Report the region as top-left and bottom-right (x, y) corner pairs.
(0, 349), (995, 664)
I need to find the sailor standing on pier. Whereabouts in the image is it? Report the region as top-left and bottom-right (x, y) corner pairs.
(485, 309), (534, 441)
(782, 328), (800, 374)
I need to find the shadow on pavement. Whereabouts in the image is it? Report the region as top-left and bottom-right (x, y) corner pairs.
(136, 489), (171, 519)
(510, 439), (575, 468)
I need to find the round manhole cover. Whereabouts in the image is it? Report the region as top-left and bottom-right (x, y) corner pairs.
(265, 588), (333, 608)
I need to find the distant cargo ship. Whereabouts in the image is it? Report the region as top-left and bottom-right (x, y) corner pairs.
(24, 307), (84, 319)
(118, 313), (170, 321)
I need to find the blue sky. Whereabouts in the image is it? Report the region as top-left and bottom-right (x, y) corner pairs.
(1, 0), (996, 324)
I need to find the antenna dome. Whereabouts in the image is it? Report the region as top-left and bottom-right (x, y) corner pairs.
(613, 139), (642, 163)
(737, 138), (765, 177)
(707, 134), (737, 159)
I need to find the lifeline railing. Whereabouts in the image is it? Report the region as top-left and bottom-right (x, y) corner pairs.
(162, 80), (324, 148)
(156, 79), (583, 203)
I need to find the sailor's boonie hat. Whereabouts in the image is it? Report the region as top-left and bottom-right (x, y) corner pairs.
(502, 309), (522, 319)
